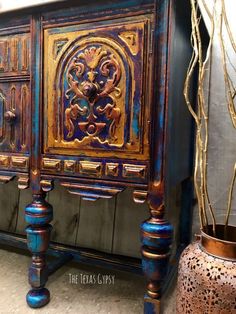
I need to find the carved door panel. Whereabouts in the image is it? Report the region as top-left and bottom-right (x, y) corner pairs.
(44, 15), (152, 161)
(0, 32), (31, 172)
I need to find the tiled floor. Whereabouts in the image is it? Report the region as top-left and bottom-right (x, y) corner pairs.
(0, 246), (176, 314)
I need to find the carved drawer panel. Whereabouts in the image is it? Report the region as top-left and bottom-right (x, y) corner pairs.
(44, 15), (152, 160)
(0, 33), (30, 76)
(0, 81), (30, 154)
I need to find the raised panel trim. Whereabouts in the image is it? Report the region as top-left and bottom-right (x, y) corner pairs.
(123, 164), (147, 179)
(42, 158), (61, 171)
(64, 160), (76, 173)
(0, 155), (10, 167)
(79, 161), (102, 176)
(11, 156), (29, 169)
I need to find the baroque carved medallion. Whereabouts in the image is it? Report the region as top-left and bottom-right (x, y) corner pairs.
(64, 45), (122, 145)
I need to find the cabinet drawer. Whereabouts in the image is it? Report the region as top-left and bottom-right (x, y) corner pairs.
(0, 81), (30, 153)
(0, 33), (30, 76)
(44, 14), (153, 161)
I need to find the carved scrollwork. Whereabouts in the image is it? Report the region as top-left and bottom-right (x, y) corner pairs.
(64, 45), (122, 143)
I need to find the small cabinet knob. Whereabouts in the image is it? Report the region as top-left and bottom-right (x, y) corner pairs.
(4, 111), (16, 123)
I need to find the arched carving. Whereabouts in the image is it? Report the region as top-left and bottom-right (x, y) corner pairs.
(57, 38), (128, 148)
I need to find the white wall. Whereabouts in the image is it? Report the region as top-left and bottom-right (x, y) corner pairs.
(0, 0), (59, 12)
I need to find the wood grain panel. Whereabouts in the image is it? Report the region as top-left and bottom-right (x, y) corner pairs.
(75, 197), (116, 253)
(48, 182), (80, 246)
(112, 188), (148, 258)
(0, 180), (19, 233)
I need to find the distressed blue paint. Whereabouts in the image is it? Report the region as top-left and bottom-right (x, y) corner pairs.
(141, 220), (173, 235)
(25, 199), (53, 225)
(149, 0), (170, 183)
(44, 0), (153, 24)
(26, 288), (50, 308)
(26, 225), (52, 252)
(27, 233), (43, 252)
(142, 257), (169, 279)
(30, 16), (42, 188)
(144, 299), (157, 314)
(25, 214), (53, 226)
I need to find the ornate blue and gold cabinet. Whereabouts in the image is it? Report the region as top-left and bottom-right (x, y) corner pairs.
(0, 0), (196, 313)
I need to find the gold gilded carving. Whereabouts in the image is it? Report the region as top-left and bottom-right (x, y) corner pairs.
(119, 31), (139, 55)
(11, 156), (29, 169)
(42, 158), (61, 171)
(79, 161), (102, 176)
(123, 164), (146, 179)
(53, 38), (68, 59)
(64, 160), (76, 173)
(0, 155), (9, 167)
(64, 46), (122, 143)
(44, 17), (151, 159)
(105, 163), (119, 176)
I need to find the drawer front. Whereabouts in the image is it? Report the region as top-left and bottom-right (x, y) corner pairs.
(0, 81), (30, 153)
(0, 28), (31, 172)
(44, 14), (153, 160)
(0, 33), (30, 76)
(0, 29), (31, 153)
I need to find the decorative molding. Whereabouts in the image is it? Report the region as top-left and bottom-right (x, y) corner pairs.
(0, 155), (9, 167)
(53, 38), (68, 58)
(118, 31), (139, 55)
(123, 164), (146, 179)
(105, 163), (119, 177)
(64, 160), (76, 173)
(21, 85), (28, 148)
(11, 156), (29, 169)
(18, 175), (29, 189)
(10, 37), (18, 72)
(79, 161), (102, 176)
(133, 190), (147, 203)
(0, 155), (29, 170)
(21, 37), (29, 71)
(40, 179), (54, 192)
(44, 19), (151, 159)
(0, 91), (5, 141)
(60, 181), (124, 201)
(0, 40), (8, 72)
(42, 158), (61, 171)
(64, 45), (122, 143)
(0, 175), (14, 184)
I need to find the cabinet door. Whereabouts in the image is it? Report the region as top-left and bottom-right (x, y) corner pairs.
(44, 15), (152, 161)
(0, 31), (31, 172)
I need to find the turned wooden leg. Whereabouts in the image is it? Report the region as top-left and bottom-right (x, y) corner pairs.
(141, 189), (173, 314)
(25, 193), (53, 308)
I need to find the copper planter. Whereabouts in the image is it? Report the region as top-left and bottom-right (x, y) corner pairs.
(176, 225), (236, 313)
